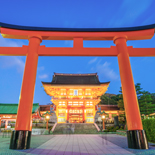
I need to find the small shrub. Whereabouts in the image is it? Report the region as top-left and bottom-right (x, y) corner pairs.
(115, 126), (119, 130)
(105, 126), (118, 132)
(142, 118), (155, 142)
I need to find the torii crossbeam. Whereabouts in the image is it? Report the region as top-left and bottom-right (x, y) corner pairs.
(0, 22), (155, 150)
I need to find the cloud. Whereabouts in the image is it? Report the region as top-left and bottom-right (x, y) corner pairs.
(96, 62), (118, 81)
(106, 1), (153, 27)
(0, 56), (25, 73)
(0, 35), (27, 73)
(37, 66), (44, 71)
(88, 57), (98, 64)
(0, 35), (24, 47)
(64, 40), (73, 47)
(39, 74), (48, 79)
(88, 57), (118, 81)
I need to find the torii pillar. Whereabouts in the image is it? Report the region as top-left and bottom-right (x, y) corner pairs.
(10, 36), (42, 150)
(114, 36), (148, 149)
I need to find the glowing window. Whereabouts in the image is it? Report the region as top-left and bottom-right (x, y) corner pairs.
(68, 101), (72, 106)
(73, 104), (78, 106)
(60, 89), (66, 95)
(80, 110), (83, 113)
(74, 90), (78, 96)
(78, 89), (82, 95)
(69, 89), (73, 95)
(85, 89), (91, 95)
(85, 101), (93, 106)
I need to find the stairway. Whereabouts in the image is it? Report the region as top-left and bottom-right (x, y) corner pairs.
(53, 123), (98, 134)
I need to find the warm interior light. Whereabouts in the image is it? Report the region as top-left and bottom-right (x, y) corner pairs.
(73, 104), (78, 106)
(102, 115), (105, 119)
(46, 115), (50, 119)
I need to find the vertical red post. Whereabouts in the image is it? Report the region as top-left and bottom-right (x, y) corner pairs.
(109, 113), (112, 119)
(114, 36), (148, 149)
(46, 120), (49, 130)
(10, 36), (42, 150)
(67, 109), (69, 121)
(114, 36), (142, 130)
(0, 118), (1, 128)
(5, 120), (8, 129)
(15, 36), (42, 131)
(83, 109), (85, 122)
(102, 119), (105, 130)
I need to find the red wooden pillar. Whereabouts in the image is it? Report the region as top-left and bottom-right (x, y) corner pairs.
(46, 120), (49, 130)
(114, 36), (148, 149)
(0, 118), (1, 128)
(10, 36), (42, 150)
(83, 108), (85, 122)
(67, 109), (69, 122)
(5, 120), (8, 129)
(109, 113), (112, 119)
(15, 36), (41, 131)
(102, 119), (105, 130)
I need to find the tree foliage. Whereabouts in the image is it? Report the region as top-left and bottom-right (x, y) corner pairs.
(151, 93), (155, 104)
(139, 91), (155, 115)
(99, 94), (119, 105)
(100, 83), (155, 117)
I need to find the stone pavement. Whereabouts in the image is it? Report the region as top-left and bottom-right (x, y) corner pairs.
(24, 135), (134, 155)
(0, 134), (155, 155)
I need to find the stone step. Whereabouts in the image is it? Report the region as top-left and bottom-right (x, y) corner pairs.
(53, 123), (98, 134)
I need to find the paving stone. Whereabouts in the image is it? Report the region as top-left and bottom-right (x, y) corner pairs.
(1, 134), (155, 155)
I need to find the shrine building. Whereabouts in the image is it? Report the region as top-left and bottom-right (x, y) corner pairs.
(42, 73), (110, 123)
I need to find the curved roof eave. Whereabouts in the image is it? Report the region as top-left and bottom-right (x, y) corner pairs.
(0, 22), (155, 32)
(41, 81), (110, 85)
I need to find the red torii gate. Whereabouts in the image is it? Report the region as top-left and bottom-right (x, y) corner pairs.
(0, 22), (155, 150)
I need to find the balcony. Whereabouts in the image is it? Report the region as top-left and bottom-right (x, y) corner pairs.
(52, 96), (99, 100)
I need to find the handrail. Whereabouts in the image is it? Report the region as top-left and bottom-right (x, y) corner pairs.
(51, 123), (57, 132)
(94, 123), (100, 132)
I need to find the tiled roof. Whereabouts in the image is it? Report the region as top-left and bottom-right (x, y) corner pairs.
(42, 73), (109, 85)
(40, 105), (51, 111)
(0, 103), (39, 114)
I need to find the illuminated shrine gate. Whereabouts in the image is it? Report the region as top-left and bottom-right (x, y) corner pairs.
(42, 73), (109, 124)
(0, 22), (155, 150)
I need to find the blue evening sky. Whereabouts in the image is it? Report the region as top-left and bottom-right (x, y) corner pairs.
(0, 0), (155, 105)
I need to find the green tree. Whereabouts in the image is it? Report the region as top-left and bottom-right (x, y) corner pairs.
(117, 83), (143, 110)
(111, 95), (120, 104)
(139, 91), (155, 115)
(151, 93), (155, 104)
(135, 83), (143, 99)
(117, 83), (143, 128)
(117, 94), (124, 110)
(99, 94), (109, 105)
(117, 87), (124, 110)
(99, 94), (119, 105)
(117, 88), (126, 127)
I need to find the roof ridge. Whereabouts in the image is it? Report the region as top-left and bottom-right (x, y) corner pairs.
(54, 73), (97, 76)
